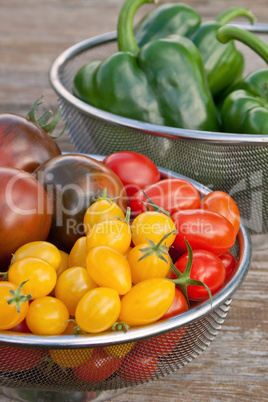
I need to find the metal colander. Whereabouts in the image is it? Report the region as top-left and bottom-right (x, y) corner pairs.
(0, 166), (251, 400)
(49, 23), (268, 235)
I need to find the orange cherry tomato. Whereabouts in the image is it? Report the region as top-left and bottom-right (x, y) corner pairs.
(55, 266), (97, 316)
(8, 257), (57, 299)
(69, 236), (87, 269)
(0, 281), (30, 330)
(56, 250), (70, 277)
(11, 241), (62, 272)
(86, 220), (131, 255)
(131, 211), (176, 247)
(26, 296), (69, 335)
(127, 242), (171, 284)
(119, 278), (175, 326)
(86, 246), (132, 295)
(49, 348), (93, 368)
(75, 287), (121, 333)
(83, 197), (125, 234)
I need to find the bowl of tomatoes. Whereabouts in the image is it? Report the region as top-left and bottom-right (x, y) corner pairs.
(0, 148), (251, 400)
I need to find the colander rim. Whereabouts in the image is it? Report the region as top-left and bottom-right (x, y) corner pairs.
(0, 157), (252, 349)
(49, 23), (268, 145)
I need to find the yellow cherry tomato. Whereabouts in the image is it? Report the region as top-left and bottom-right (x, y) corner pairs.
(8, 257), (57, 299)
(131, 211), (176, 247)
(104, 342), (135, 358)
(83, 198), (125, 234)
(86, 246), (132, 295)
(69, 237), (87, 269)
(57, 250), (70, 277)
(127, 242), (171, 284)
(11, 241), (62, 272)
(119, 278), (175, 326)
(49, 348), (93, 368)
(55, 266), (97, 316)
(75, 287), (121, 333)
(0, 281), (30, 330)
(26, 296), (69, 335)
(86, 220), (131, 255)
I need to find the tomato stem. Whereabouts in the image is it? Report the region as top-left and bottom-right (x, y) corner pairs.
(124, 206), (131, 225)
(168, 240), (213, 307)
(26, 95), (69, 138)
(140, 190), (171, 217)
(64, 319), (86, 335)
(112, 321), (130, 332)
(0, 271), (8, 281)
(8, 280), (32, 313)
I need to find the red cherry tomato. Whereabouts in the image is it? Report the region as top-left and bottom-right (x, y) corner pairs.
(173, 249), (226, 300)
(161, 287), (189, 320)
(171, 209), (237, 256)
(73, 348), (122, 383)
(0, 167), (52, 270)
(103, 151), (160, 197)
(0, 345), (46, 372)
(219, 252), (237, 281)
(9, 319), (32, 333)
(201, 191), (240, 235)
(130, 178), (200, 217)
(117, 346), (158, 383)
(137, 328), (186, 357)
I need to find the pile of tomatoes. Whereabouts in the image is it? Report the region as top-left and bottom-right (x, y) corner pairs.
(0, 148), (239, 336)
(0, 101), (241, 383)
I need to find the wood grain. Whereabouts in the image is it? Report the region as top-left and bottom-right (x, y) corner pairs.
(0, 1), (267, 401)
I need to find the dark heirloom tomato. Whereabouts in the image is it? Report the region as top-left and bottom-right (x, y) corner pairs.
(171, 209), (237, 256)
(0, 114), (61, 173)
(130, 178), (201, 216)
(103, 151), (160, 197)
(0, 167), (52, 270)
(173, 249), (226, 300)
(33, 154), (127, 252)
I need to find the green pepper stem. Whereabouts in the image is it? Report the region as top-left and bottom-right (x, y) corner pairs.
(216, 7), (256, 25)
(117, 0), (158, 53)
(217, 25), (268, 63)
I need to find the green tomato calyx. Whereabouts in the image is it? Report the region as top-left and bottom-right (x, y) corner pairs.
(112, 321), (130, 333)
(169, 239), (213, 308)
(138, 229), (177, 263)
(8, 280), (32, 313)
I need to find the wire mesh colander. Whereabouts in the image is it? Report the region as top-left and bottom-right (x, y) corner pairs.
(0, 165), (251, 399)
(49, 24), (268, 235)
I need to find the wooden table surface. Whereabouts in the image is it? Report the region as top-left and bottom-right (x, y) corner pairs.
(0, 1), (268, 401)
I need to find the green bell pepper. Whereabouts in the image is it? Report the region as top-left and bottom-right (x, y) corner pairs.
(73, 0), (220, 132)
(217, 25), (268, 134)
(190, 7), (256, 98)
(134, 2), (201, 47)
(134, 4), (255, 98)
